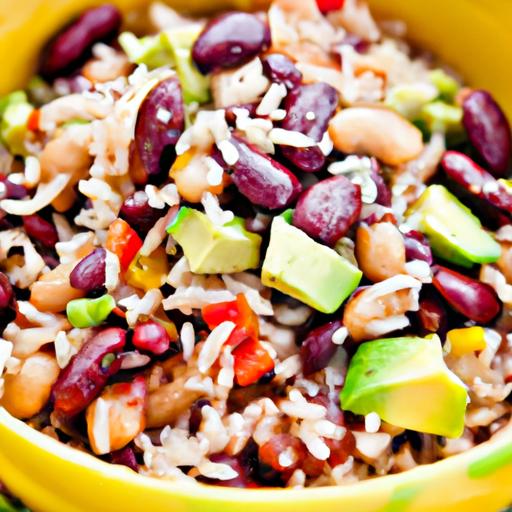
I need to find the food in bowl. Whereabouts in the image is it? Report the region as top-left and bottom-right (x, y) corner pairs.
(0, 0), (511, 491)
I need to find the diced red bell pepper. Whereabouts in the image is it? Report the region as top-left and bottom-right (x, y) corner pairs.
(316, 0), (345, 14)
(27, 109), (40, 132)
(202, 294), (258, 348)
(233, 338), (274, 387)
(106, 218), (143, 272)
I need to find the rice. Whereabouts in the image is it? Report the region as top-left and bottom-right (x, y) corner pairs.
(197, 321), (236, 373)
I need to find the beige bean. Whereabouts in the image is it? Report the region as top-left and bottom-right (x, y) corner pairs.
(1, 352), (60, 419)
(146, 376), (204, 428)
(329, 107), (424, 165)
(30, 263), (85, 313)
(355, 222), (406, 282)
(498, 242), (512, 284)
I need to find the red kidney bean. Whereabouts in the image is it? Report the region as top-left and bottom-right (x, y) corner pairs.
(416, 292), (447, 337)
(70, 248), (106, 292)
(262, 54), (302, 90)
(300, 320), (343, 376)
(0, 272), (14, 310)
(280, 82), (339, 173)
(189, 398), (212, 436)
(310, 393), (346, 426)
(207, 453), (259, 488)
(40, 5), (122, 79)
(370, 158), (392, 207)
(120, 190), (162, 236)
(132, 320), (171, 355)
(403, 230), (433, 264)
(463, 90), (511, 176)
(259, 434), (306, 473)
(192, 12), (270, 75)
(52, 327), (126, 415)
(22, 214), (58, 249)
(292, 175), (361, 246)
(135, 77), (185, 177)
(224, 102), (258, 125)
(339, 34), (371, 53)
(432, 265), (500, 323)
(0, 176), (27, 199)
(216, 135), (302, 210)
(326, 432), (356, 467)
(441, 150), (512, 215)
(110, 446), (139, 472)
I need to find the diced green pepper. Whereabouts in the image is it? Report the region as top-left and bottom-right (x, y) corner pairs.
(118, 31), (174, 69)
(386, 83), (438, 120)
(419, 100), (463, 134)
(66, 294), (116, 328)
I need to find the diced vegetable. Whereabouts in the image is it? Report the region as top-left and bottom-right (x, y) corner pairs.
(126, 247), (169, 291)
(66, 294), (116, 328)
(233, 338), (274, 387)
(106, 219), (143, 272)
(447, 326), (487, 356)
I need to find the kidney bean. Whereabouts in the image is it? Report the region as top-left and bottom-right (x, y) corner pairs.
(259, 434), (307, 473)
(69, 248), (106, 292)
(293, 175), (361, 246)
(40, 5), (122, 78)
(326, 432), (356, 467)
(432, 265), (500, 323)
(225, 102), (258, 125)
(110, 446), (139, 472)
(403, 230), (433, 264)
(0, 175), (27, 199)
(463, 90), (511, 176)
(339, 34), (371, 53)
(120, 191), (162, 236)
(441, 150), (512, 215)
(0, 272), (14, 310)
(416, 292), (447, 337)
(262, 54), (302, 90)
(216, 135), (302, 209)
(135, 76), (185, 178)
(52, 327), (126, 415)
(370, 158), (392, 207)
(310, 393), (346, 426)
(132, 320), (170, 355)
(207, 453), (259, 488)
(280, 82), (339, 172)
(188, 398), (212, 436)
(22, 214), (58, 249)
(300, 320), (343, 376)
(192, 12), (270, 74)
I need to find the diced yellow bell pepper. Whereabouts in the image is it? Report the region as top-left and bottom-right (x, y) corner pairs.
(447, 326), (487, 356)
(125, 246), (169, 292)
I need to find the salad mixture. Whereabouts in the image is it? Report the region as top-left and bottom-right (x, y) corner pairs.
(0, 0), (511, 489)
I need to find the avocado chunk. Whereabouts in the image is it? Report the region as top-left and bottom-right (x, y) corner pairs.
(429, 69), (460, 103)
(419, 100), (463, 135)
(261, 217), (362, 313)
(118, 32), (174, 69)
(162, 27), (210, 104)
(340, 336), (468, 438)
(166, 207), (261, 274)
(0, 91), (33, 156)
(406, 184), (500, 267)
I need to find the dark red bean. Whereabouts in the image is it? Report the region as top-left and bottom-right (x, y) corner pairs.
(70, 248), (106, 292)
(207, 453), (259, 488)
(463, 90), (511, 176)
(339, 34), (371, 53)
(135, 76), (185, 177)
(293, 175), (361, 246)
(192, 12), (270, 75)
(403, 230), (433, 264)
(189, 398), (212, 436)
(110, 446), (139, 472)
(0, 175), (27, 199)
(216, 135), (302, 210)
(132, 320), (170, 355)
(224, 102), (258, 125)
(416, 292), (447, 337)
(40, 5), (122, 78)
(52, 327), (126, 415)
(441, 150), (512, 215)
(0, 272), (14, 310)
(300, 320), (343, 376)
(310, 393), (346, 426)
(259, 434), (306, 472)
(262, 54), (302, 90)
(326, 432), (356, 467)
(280, 82), (339, 172)
(22, 214), (58, 249)
(120, 191), (162, 235)
(370, 158), (392, 207)
(432, 265), (500, 324)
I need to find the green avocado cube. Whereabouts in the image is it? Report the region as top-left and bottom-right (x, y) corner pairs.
(429, 69), (460, 103)
(162, 27), (210, 104)
(261, 217), (362, 313)
(118, 32), (174, 69)
(406, 185), (500, 267)
(166, 207), (261, 274)
(1, 97), (33, 156)
(340, 336), (468, 438)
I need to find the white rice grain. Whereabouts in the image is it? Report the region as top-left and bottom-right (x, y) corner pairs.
(269, 128), (316, 148)
(364, 412), (381, 434)
(180, 322), (195, 362)
(332, 326), (349, 345)
(256, 83), (287, 116)
(197, 321), (236, 373)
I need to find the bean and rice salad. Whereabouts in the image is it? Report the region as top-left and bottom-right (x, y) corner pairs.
(0, 0), (511, 490)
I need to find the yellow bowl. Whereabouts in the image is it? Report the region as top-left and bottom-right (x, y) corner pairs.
(1, 1), (512, 511)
